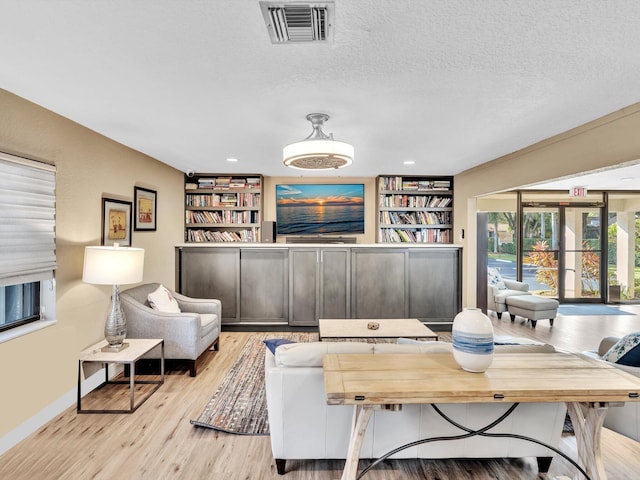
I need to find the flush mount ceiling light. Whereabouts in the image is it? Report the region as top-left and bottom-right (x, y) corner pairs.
(283, 113), (354, 170)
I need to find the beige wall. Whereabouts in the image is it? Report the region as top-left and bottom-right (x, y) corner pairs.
(454, 102), (640, 308)
(0, 89), (184, 437)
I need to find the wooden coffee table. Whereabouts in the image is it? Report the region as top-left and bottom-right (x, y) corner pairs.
(318, 318), (438, 342)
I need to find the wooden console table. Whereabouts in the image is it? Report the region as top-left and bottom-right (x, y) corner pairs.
(323, 352), (640, 480)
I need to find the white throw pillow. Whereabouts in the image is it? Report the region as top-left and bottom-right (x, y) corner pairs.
(148, 285), (181, 313)
(487, 267), (507, 290)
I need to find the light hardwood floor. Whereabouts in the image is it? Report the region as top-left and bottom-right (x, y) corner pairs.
(3, 308), (640, 480)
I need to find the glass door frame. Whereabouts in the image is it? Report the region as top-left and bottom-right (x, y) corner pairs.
(518, 194), (607, 303)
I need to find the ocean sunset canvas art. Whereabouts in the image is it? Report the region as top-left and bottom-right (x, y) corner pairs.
(276, 184), (365, 235)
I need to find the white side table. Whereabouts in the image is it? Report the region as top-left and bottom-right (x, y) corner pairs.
(77, 338), (164, 414)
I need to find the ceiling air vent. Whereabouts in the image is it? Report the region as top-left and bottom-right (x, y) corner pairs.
(259, 2), (333, 44)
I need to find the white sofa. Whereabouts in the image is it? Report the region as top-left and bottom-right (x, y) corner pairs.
(582, 336), (640, 442)
(265, 341), (567, 475)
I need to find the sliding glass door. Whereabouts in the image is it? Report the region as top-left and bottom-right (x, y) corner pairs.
(521, 204), (603, 302)
(521, 207), (559, 298)
(562, 207), (602, 301)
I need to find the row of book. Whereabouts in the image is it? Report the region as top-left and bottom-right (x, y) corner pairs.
(380, 210), (452, 226)
(186, 193), (261, 207)
(379, 194), (452, 208)
(379, 176), (451, 192)
(187, 228), (259, 242)
(186, 210), (260, 224)
(186, 176), (261, 190)
(379, 228), (451, 243)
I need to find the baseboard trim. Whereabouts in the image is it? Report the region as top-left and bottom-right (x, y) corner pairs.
(0, 365), (120, 456)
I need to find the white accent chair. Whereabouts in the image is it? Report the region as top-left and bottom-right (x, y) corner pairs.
(487, 267), (531, 319)
(120, 283), (220, 376)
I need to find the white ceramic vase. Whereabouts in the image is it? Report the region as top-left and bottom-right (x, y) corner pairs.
(452, 308), (494, 373)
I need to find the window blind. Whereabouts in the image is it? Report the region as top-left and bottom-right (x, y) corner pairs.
(0, 152), (56, 287)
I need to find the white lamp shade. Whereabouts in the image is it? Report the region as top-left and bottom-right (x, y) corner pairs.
(83, 246), (145, 285)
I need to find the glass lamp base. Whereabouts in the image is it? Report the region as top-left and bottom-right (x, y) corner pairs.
(101, 342), (129, 352)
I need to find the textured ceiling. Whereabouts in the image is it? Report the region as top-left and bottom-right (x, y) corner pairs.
(2, 1), (640, 184)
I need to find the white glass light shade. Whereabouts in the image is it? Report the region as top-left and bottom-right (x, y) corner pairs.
(283, 139), (354, 170)
(82, 246), (145, 285)
(283, 113), (354, 170)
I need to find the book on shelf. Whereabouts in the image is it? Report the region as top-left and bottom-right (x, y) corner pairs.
(379, 227), (450, 244)
(246, 177), (261, 187)
(401, 180), (419, 190)
(220, 193), (237, 204)
(197, 180), (215, 189)
(186, 183), (198, 190)
(187, 227), (258, 243)
(229, 178), (247, 188)
(379, 176), (451, 192)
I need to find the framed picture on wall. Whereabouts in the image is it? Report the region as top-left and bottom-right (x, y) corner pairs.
(102, 197), (132, 246)
(134, 186), (157, 231)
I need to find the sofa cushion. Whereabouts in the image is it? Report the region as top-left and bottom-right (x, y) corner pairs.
(488, 268), (507, 290)
(275, 342), (374, 367)
(274, 341), (457, 368)
(492, 289), (531, 305)
(147, 284), (181, 313)
(395, 338), (454, 353)
(598, 336), (621, 357)
(264, 338), (296, 355)
(602, 332), (640, 366)
(200, 313), (218, 337)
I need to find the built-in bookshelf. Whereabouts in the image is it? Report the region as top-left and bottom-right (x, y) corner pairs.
(376, 175), (454, 243)
(184, 174), (263, 242)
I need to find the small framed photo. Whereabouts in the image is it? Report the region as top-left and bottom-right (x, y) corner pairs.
(134, 186), (157, 231)
(102, 198), (132, 246)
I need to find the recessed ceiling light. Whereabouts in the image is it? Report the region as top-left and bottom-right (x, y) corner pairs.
(403, 160), (415, 165)
(621, 177), (634, 181)
(226, 158), (238, 162)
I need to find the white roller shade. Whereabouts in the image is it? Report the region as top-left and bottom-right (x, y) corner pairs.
(0, 152), (56, 287)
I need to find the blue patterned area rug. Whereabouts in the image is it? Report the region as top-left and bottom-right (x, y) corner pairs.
(557, 304), (634, 316)
(190, 331), (318, 435)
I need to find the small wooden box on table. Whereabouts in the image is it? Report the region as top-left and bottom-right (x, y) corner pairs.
(318, 318), (438, 342)
(77, 338), (164, 414)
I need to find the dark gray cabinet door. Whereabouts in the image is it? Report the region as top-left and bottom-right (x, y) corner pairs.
(351, 248), (407, 318)
(240, 248), (288, 323)
(408, 248), (461, 324)
(320, 248), (350, 319)
(289, 248), (319, 326)
(289, 248), (350, 325)
(178, 247), (239, 323)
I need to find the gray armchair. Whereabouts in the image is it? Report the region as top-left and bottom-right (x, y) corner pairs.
(120, 283), (220, 376)
(487, 271), (531, 319)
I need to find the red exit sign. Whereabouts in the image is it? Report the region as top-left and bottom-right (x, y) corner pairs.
(570, 186), (588, 197)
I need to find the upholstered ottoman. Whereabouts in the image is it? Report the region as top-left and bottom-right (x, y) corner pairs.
(505, 295), (559, 327)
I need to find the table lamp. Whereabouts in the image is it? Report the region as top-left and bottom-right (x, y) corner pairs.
(83, 243), (145, 352)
